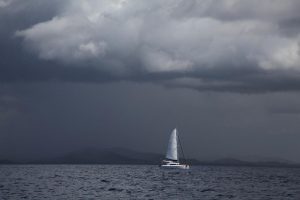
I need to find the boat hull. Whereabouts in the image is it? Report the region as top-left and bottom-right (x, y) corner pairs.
(160, 164), (190, 169)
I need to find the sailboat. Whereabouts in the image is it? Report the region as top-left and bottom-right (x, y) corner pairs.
(160, 128), (190, 169)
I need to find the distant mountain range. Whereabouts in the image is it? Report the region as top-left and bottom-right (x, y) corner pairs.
(1, 148), (300, 168)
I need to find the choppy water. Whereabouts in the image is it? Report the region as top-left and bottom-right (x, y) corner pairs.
(0, 165), (300, 200)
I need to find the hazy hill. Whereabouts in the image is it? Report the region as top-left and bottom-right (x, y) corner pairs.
(1, 148), (299, 168)
(38, 148), (164, 165)
(0, 159), (17, 164)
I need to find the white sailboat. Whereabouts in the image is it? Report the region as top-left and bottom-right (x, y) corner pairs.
(160, 128), (190, 169)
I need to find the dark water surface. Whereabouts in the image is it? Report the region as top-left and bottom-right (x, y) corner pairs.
(0, 165), (299, 199)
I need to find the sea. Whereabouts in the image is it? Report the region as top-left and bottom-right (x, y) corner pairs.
(0, 165), (299, 200)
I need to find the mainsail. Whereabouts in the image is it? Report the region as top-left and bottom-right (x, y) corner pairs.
(166, 128), (178, 161)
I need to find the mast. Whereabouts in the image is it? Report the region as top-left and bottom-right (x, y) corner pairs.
(177, 129), (187, 165)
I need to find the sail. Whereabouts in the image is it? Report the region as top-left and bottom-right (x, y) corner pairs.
(166, 128), (178, 161)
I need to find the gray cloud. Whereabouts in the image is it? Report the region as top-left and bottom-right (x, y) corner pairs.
(14, 0), (300, 92)
(1, 0), (300, 93)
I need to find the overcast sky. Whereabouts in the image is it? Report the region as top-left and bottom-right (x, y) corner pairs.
(1, 0), (300, 162)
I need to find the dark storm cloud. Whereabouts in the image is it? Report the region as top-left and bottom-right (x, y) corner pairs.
(1, 0), (300, 93)
(1, 82), (300, 162)
(268, 107), (300, 115)
(0, 94), (19, 122)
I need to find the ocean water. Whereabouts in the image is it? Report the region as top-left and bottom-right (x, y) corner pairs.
(0, 165), (299, 200)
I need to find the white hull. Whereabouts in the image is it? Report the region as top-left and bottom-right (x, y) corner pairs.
(160, 164), (190, 170)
